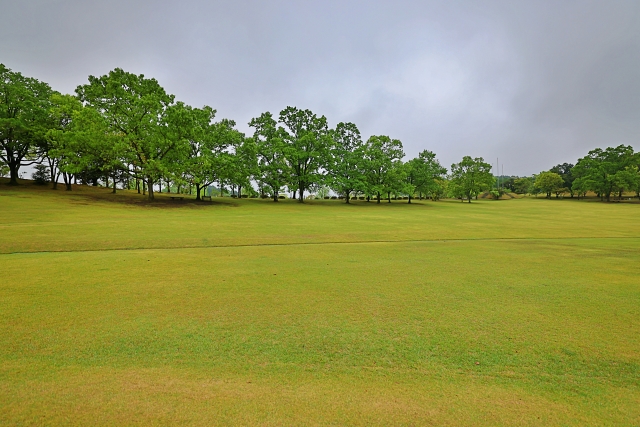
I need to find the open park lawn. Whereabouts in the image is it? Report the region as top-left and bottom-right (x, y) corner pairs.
(1, 182), (638, 425)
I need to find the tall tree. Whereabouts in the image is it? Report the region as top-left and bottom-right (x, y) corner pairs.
(406, 150), (447, 202)
(0, 64), (52, 185)
(326, 122), (365, 203)
(571, 145), (636, 202)
(362, 135), (404, 203)
(449, 156), (494, 203)
(76, 68), (181, 199)
(248, 112), (289, 202)
(278, 107), (330, 202)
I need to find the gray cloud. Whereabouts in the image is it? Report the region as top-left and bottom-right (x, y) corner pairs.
(2, 0), (639, 175)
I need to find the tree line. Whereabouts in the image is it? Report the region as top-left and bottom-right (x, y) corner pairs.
(2, 64), (638, 203)
(505, 146), (640, 202)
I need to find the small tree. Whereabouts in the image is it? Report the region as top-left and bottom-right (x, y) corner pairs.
(535, 171), (564, 199)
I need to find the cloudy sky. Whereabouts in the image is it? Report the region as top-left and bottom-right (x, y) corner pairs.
(2, 0), (639, 175)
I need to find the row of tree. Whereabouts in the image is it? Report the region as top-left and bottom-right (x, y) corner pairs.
(1, 64), (502, 203)
(506, 146), (640, 202)
(3, 64), (637, 203)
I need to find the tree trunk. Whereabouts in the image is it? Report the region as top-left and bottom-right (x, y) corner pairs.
(272, 185), (278, 202)
(345, 191), (350, 204)
(606, 191), (610, 202)
(298, 183), (304, 203)
(143, 180), (146, 196)
(147, 178), (154, 199)
(408, 195), (411, 204)
(195, 184), (201, 201)
(377, 192), (381, 204)
(8, 162), (19, 185)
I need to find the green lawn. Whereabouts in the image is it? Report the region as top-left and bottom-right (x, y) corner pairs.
(1, 182), (639, 425)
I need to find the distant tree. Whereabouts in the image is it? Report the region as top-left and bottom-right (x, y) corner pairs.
(0, 64), (52, 185)
(326, 122), (365, 203)
(362, 135), (404, 203)
(550, 163), (575, 197)
(278, 107), (330, 202)
(406, 150), (447, 202)
(225, 135), (255, 198)
(248, 112), (289, 201)
(513, 177), (534, 195)
(571, 176), (589, 199)
(571, 145), (636, 202)
(0, 159), (8, 177)
(31, 163), (50, 185)
(449, 156), (494, 203)
(535, 171), (564, 198)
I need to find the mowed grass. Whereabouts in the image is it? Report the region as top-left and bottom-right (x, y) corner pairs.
(0, 182), (639, 425)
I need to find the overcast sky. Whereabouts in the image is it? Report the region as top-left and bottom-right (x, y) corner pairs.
(2, 0), (639, 175)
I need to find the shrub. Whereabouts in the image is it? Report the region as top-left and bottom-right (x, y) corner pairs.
(241, 195), (248, 198)
(330, 196), (337, 199)
(32, 164), (50, 185)
(324, 196), (330, 199)
(278, 195), (285, 199)
(358, 196), (365, 200)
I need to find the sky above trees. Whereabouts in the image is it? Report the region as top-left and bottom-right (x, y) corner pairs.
(2, 0), (639, 176)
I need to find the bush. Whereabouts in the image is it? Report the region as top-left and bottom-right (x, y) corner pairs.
(330, 196), (337, 199)
(32, 164), (50, 185)
(358, 196), (365, 200)
(324, 196), (330, 199)
(241, 195), (248, 198)
(278, 195), (285, 199)
(338, 196), (344, 199)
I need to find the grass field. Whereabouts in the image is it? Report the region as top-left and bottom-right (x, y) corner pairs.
(1, 181), (639, 425)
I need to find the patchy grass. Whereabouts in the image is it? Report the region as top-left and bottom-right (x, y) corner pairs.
(0, 181), (639, 425)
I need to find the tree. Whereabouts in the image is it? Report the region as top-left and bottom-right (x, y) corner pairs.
(550, 163), (575, 197)
(248, 112), (289, 201)
(225, 134), (255, 199)
(449, 156), (494, 203)
(535, 171), (564, 199)
(0, 64), (52, 185)
(362, 135), (404, 203)
(571, 145), (636, 202)
(406, 150), (447, 202)
(76, 68), (182, 199)
(326, 122), (365, 203)
(278, 107), (330, 202)
(513, 177), (534, 195)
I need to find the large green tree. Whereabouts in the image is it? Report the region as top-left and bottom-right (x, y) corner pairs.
(278, 107), (330, 202)
(571, 145), (636, 202)
(362, 135), (404, 203)
(326, 122), (365, 203)
(248, 112), (289, 201)
(406, 150), (447, 203)
(0, 64), (52, 185)
(449, 156), (494, 203)
(76, 68), (184, 199)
